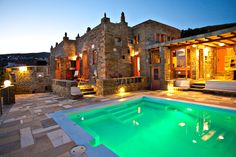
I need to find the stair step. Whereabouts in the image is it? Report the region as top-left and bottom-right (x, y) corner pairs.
(80, 88), (94, 92)
(109, 105), (137, 114)
(82, 91), (96, 95)
(189, 88), (205, 91)
(106, 105), (127, 113)
(119, 112), (143, 123)
(191, 85), (205, 88)
(112, 106), (138, 117)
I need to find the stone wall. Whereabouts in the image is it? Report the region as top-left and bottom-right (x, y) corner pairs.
(104, 21), (133, 78)
(8, 66), (51, 94)
(76, 24), (105, 81)
(96, 76), (148, 95)
(52, 79), (77, 98)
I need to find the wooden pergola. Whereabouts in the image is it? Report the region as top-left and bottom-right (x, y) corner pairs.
(147, 26), (236, 49)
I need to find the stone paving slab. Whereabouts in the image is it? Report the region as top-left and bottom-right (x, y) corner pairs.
(41, 118), (57, 128)
(47, 129), (72, 148)
(0, 140), (20, 155)
(0, 92), (236, 157)
(20, 127), (34, 148)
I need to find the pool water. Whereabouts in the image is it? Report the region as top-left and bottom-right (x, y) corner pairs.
(68, 97), (236, 157)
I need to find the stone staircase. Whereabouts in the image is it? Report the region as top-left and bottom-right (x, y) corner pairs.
(189, 81), (205, 91)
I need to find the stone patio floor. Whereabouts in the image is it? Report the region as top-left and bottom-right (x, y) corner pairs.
(0, 90), (236, 157)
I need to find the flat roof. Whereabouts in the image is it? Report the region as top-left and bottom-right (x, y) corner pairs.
(147, 26), (236, 49)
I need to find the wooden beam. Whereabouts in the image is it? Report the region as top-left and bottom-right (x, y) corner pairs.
(227, 39), (236, 43)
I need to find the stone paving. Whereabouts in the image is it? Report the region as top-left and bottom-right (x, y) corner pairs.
(0, 91), (236, 157)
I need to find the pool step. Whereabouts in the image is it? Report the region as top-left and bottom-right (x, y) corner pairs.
(118, 111), (143, 123)
(111, 105), (139, 117)
(74, 111), (107, 123)
(106, 105), (127, 113)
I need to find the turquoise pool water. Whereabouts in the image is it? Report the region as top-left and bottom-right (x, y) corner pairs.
(68, 97), (236, 157)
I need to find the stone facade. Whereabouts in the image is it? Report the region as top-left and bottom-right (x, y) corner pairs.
(6, 66), (51, 94)
(50, 12), (181, 95)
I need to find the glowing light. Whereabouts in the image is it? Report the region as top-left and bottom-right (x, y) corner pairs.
(119, 87), (125, 94)
(118, 98), (127, 102)
(79, 53), (83, 58)
(219, 43), (225, 46)
(133, 120), (139, 126)
(203, 122), (209, 131)
(138, 107), (141, 114)
(196, 49), (199, 57)
(178, 71), (181, 74)
(192, 140), (197, 143)
(204, 47), (209, 56)
(167, 82), (176, 96)
(218, 135), (224, 140)
(207, 74), (210, 78)
(81, 117), (84, 121)
(196, 123), (199, 132)
(19, 66), (27, 72)
(3, 80), (11, 87)
(202, 130), (216, 141)
(192, 44), (197, 48)
(178, 122), (186, 127)
(187, 108), (192, 111)
(134, 51), (139, 56)
(70, 55), (77, 61)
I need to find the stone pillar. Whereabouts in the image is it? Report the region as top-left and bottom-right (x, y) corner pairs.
(164, 47), (171, 81)
(159, 46), (166, 89)
(191, 47), (197, 79)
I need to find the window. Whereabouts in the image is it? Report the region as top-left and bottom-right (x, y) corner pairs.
(70, 61), (76, 68)
(154, 33), (160, 42)
(167, 36), (171, 41)
(93, 50), (97, 65)
(150, 50), (161, 64)
(114, 37), (122, 46)
(134, 34), (140, 44)
(122, 55), (125, 59)
(154, 69), (159, 80)
(160, 34), (165, 42)
(56, 60), (60, 70)
(128, 38), (133, 44)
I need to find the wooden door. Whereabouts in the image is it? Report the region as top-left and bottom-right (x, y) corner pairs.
(217, 48), (226, 73)
(151, 66), (160, 90)
(82, 51), (89, 79)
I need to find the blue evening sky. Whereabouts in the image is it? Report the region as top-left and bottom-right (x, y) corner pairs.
(0, 0), (235, 54)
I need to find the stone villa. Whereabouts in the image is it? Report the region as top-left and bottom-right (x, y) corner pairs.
(50, 12), (236, 96)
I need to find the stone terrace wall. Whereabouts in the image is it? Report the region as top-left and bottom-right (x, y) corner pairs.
(96, 76), (148, 96)
(52, 79), (77, 98)
(12, 66), (51, 94)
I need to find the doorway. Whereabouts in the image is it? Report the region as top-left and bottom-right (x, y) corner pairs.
(151, 66), (160, 90)
(217, 48), (226, 74)
(133, 55), (140, 76)
(82, 51), (89, 79)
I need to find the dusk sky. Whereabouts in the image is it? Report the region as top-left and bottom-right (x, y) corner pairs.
(0, 0), (235, 54)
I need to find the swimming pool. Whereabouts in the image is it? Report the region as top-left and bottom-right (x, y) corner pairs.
(51, 96), (236, 157)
